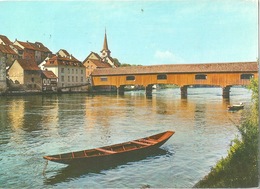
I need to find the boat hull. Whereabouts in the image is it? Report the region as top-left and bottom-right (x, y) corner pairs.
(44, 131), (174, 166)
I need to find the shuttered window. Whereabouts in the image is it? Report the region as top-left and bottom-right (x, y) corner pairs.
(157, 74), (167, 80)
(126, 76), (135, 81)
(195, 74), (207, 80)
(240, 74), (254, 80)
(100, 77), (108, 81)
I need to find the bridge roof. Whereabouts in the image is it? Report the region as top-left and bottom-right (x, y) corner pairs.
(91, 62), (258, 76)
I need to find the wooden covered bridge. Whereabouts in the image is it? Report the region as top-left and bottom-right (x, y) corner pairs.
(91, 62), (258, 98)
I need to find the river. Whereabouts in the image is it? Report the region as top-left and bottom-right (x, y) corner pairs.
(0, 87), (251, 188)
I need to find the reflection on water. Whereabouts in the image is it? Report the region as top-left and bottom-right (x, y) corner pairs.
(0, 87), (251, 188)
(44, 148), (170, 186)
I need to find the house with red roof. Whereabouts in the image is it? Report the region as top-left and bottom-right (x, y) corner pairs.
(83, 52), (111, 78)
(0, 35), (12, 45)
(8, 59), (42, 91)
(13, 40), (36, 62)
(13, 39), (52, 65)
(0, 35), (19, 67)
(0, 44), (19, 67)
(43, 51), (87, 91)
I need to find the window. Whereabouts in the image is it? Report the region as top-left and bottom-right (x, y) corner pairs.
(68, 68), (70, 74)
(31, 78), (34, 82)
(61, 68), (64, 73)
(157, 74), (167, 80)
(126, 75), (135, 81)
(100, 77), (108, 81)
(81, 77), (84, 82)
(240, 74), (254, 80)
(81, 70), (83, 74)
(195, 74), (207, 80)
(72, 76), (74, 82)
(68, 76), (70, 82)
(61, 76), (64, 82)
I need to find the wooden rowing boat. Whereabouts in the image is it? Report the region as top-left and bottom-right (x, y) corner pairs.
(43, 131), (174, 165)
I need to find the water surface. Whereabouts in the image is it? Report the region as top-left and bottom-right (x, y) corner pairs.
(0, 87), (251, 188)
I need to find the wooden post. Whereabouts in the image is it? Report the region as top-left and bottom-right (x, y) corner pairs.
(145, 84), (153, 97)
(222, 86), (231, 99)
(180, 86), (188, 99)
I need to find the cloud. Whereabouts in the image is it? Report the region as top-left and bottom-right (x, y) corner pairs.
(154, 50), (184, 64)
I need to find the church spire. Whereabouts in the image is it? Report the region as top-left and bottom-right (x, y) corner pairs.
(101, 29), (111, 59)
(103, 30), (109, 51)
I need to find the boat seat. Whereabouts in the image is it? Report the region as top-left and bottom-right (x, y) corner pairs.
(141, 139), (157, 144)
(131, 140), (150, 146)
(96, 148), (116, 154)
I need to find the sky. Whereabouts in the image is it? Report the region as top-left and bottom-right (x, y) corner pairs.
(0, 0), (258, 65)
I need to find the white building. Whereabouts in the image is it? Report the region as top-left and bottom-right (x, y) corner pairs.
(42, 53), (87, 91)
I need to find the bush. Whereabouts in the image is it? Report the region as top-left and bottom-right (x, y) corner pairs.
(194, 79), (259, 188)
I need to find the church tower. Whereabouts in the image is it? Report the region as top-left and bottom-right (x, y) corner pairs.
(100, 30), (111, 61)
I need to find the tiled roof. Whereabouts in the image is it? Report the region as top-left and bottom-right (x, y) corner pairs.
(0, 44), (17, 54)
(59, 49), (70, 57)
(92, 62), (258, 76)
(0, 35), (12, 45)
(16, 40), (35, 50)
(11, 44), (23, 51)
(57, 49), (80, 62)
(83, 52), (102, 63)
(42, 70), (57, 79)
(44, 55), (85, 67)
(15, 59), (40, 71)
(35, 42), (52, 53)
(90, 59), (112, 68)
(17, 40), (52, 53)
(27, 42), (42, 51)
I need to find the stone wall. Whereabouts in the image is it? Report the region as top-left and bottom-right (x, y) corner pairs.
(0, 56), (7, 92)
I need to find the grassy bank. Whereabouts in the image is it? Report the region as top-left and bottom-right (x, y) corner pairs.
(194, 79), (259, 188)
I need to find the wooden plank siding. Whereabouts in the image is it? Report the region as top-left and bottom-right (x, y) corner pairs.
(91, 62), (258, 88)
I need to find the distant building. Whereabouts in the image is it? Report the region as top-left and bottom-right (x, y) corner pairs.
(8, 59), (42, 91)
(43, 50), (86, 90)
(0, 44), (19, 67)
(83, 52), (111, 78)
(13, 40), (52, 65)
(28, 41), (52, 64)
(0, 35), (12, 45)
(13, 40), (36, 62)
(83, 31), (118, 79)
(0, 35), (19, 92)
(42, 70), (58, 92)
(0, 35), (19, 67)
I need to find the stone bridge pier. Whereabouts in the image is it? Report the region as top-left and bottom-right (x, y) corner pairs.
(222, 86), (231, 99)
(180, 85), (188, 99)
(117, 85), (125, 95)
(145, 84), (153, 97)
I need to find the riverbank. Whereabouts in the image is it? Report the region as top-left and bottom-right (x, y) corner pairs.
(194, 79), (259, 188)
